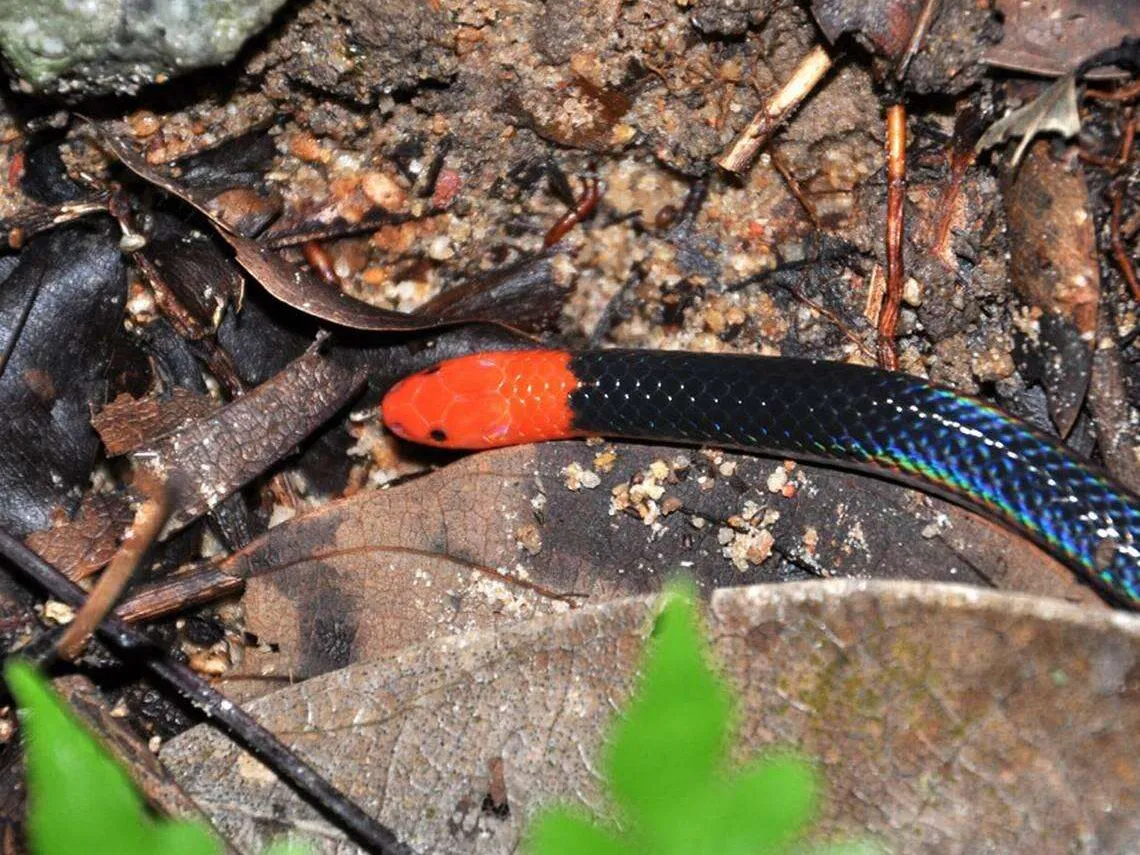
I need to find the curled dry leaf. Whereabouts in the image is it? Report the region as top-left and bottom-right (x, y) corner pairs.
(218, 441), (1097, 690)
(976, 73), (1081, 167)
(162, 581), (1140, 854)
(1002, 139), (1099, 437)
(99, 129), (567, 334)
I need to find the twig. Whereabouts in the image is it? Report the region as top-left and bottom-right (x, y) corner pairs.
(768, 151), (819, 228)
(1085, 79), (1140, 102)
(895, 0), (941, 81)
(0, 527), (414, 855)
(878, 103), (908, 370)
(1111, 183), (1140, 302)
(115, 565), (244, 624)
(716, 46), (834, 174)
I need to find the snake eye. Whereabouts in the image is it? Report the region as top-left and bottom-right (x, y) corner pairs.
(430, 428), (448, 442)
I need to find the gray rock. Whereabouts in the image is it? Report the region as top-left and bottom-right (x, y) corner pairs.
(0, 0), (289, 97)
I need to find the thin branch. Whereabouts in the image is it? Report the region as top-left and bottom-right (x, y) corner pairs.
(879, 103), (908, 370)
(1111, 183), (1140, 303)
(0, 527), (414, 855)
(895, 0), (941, 81)
(716, 46), (834, 174)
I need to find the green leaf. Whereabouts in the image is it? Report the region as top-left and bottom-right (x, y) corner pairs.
(529, 582), (851, 855)
(706, 752), (818, 852)
(607, 582), (732, 829)
(4, 659), (220, 855)
(526, 809), (628, 855)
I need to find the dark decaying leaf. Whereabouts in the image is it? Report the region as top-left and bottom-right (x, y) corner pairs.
(161, 582), (1140, 854)
(810, 0), (1001, 93)
(413, 250), (564, 331)
(21, 135), (89, 205)
(812, 0), (927, 60)
(173, 129), (279, 194)
(121, 318), (260, 552)
(504, 76), (633, 153)
(218, 441), (1097, 687)
(135, 213), (244, 338)
(983, 0), (1140, 78)
(1001, 140), (1099, 437)
(2, 136), (110, 246)
(173, 131), (285, 238)
(0, 221), (127, 537)
(129, 347), (366, 533)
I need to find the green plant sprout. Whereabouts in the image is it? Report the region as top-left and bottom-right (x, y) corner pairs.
(3, 660), (304, 855)
(527, 583), (877, 855)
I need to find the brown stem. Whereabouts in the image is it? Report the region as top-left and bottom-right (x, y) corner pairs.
(1111, 184), (1140, 303)
(878, 103), (908, 370)
(1085, 79), (1140, 103)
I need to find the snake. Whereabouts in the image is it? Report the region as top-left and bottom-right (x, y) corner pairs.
(380, 348), (1140, 607)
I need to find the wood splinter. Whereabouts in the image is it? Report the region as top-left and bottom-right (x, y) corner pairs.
(716, 45), (834, 174)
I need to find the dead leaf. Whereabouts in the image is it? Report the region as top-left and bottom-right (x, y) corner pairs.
(25, 492), (133, 580)
(94, 389), (220, 457)
(218, 442), (1098, 691)
(0, 221), (129, 537)
(1002, 139), (1100, 436)
(984, 0), (1140, 78)
(131, 347), (366, 534)
(135, 214), (244, 338)
(977, 73), (1080, 166)
(98, 129), (566, 334)
(162, 581), (1140, 854)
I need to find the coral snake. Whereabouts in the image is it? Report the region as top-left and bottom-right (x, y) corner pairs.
(381, 348), (1140, 607)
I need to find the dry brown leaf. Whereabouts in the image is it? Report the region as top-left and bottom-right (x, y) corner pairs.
(93, 389), (220, 457)
(131, 348), (365, 534)
(1002, 139), (1100, 436)
(984, 0), (1140, 78)
(222, 442), (1098, 691)
(24, 492), (133, 581)
(162, 581), (1140, 854)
